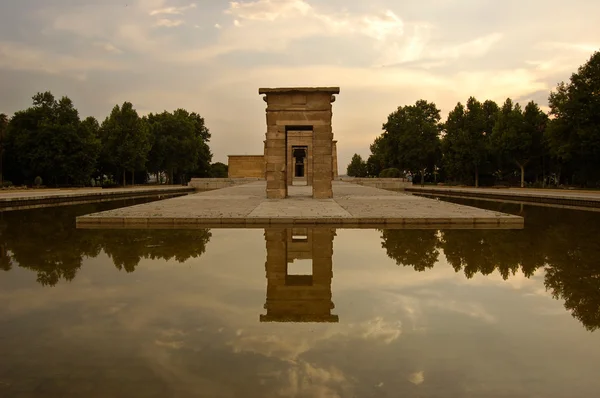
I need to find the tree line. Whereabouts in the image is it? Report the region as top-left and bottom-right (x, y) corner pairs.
(347, 50), (600, 188)
(0, 91), (228, 188)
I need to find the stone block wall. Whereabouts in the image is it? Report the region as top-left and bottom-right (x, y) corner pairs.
(188, 177), (262, 190)
(338, 177), (412, 190)
(228, 155), (265, 178)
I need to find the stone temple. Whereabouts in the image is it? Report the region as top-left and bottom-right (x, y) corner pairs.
(227, 87), (340, 199)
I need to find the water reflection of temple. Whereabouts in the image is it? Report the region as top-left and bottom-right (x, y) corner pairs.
(261, 228), (338, 323)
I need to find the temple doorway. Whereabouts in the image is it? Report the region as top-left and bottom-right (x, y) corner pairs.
(293, 147), (307, 180)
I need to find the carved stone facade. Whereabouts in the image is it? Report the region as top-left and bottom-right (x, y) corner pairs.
(260, 87), (340, 199)
(261, 227), (338, 323)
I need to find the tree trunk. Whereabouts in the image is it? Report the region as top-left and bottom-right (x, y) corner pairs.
(475, 165), (479, 188)
(0, 150), (3, 187)
(123, 169), (126, 187)
(170, 169), (174, 186)
(518, 163), (525, 188)
(542, 155), (546, 188)
(131, 170), (134, 186)
(420, 168), (425, 187)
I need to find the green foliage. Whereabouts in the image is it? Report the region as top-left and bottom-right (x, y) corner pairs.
(442, 97), (497, 187)
(100, 102), (151, 185)
(34, 176), (42, 187)
(491, 99), (548, 187)
(380, 100), (441, 184)
(3, 90), (215, 188)
(346, 153), (368, 177)
(4, 92), (101, 186)
(146, 109), (212, 184)
(366, 136), (386, 177)
(1, 180), (12, 188)
(379, 168), (402, 178)
(547, 51), (600, 186)
(0, 113), (7, 186)
(209, 162), (228, 178)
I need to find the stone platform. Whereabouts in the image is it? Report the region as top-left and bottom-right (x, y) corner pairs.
(76, 181), (523, 229)
(406, 185), (600, 209)
(0, 185), (194, 211)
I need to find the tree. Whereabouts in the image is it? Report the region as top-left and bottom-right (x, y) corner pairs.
(381, 100), (441, 185)
(346, 153), (368, 177)
(0, 113), (8, 186)
(366, 136), (386, 177)
(147, 109), (212, 184)
(443, 98), (498, 187)
(491, 99), (547, 188)
(209, 162), (228, 178)
(100, 102), (151, 186)
(442, 102), (469, 183)
(547, 51), (600, 186)
(4, 92), (100, 186)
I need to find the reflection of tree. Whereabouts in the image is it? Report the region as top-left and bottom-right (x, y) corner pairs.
(380, 229), (439, 271)
(542, 211), (600, 332)
(94, 229), (212, 273)
(2, 205), (101, 286)
(1, 200), (211, 285)
(380, 203), (600, 332)
(0, 214), (12, 271)
(440, 229), (545, 280)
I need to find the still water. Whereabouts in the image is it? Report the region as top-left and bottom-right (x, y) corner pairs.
(1, 198), (599, 397)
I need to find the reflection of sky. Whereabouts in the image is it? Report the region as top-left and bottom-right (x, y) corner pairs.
(1, 228), (599, 397)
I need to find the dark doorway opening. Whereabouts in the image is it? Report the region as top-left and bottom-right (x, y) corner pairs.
(293, 147), (307, 178)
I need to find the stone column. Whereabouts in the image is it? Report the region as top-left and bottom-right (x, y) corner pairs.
(312, 123), (333, 199)
(312, 228), (335, 292)
(264, 99), (287, 199)
(332, 140), (338, 180)
(263, 140), (267, 179)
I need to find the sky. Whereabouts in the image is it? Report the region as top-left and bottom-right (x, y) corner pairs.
(0, 0), (598, 170)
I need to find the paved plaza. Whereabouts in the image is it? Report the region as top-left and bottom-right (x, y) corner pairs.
(76, 181), (523, 228)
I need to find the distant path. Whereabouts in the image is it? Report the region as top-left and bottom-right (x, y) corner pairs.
(406, 186), (600, 208)
(0, 186), (194, 211)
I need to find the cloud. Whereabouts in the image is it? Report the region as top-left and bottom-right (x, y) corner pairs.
(155, 18), (184, 27)
(149, 3), (197, 16)
(1, 0), (599, 168)
(0, 41), (125, 75)
(537, 41), (600, 54)
(176, 0), (406, 62)
(93, 42), (124, 54)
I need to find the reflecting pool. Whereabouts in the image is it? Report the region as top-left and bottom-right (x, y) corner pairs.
(1, 199), (599, 397)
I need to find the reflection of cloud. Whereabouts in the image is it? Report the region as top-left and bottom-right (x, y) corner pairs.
(278, 361), (348, 398)
(408, 370), (424, 385)
(154, 339), (184, 349)
(425, 299), (496, 324)
(359, 317), (402, 344)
